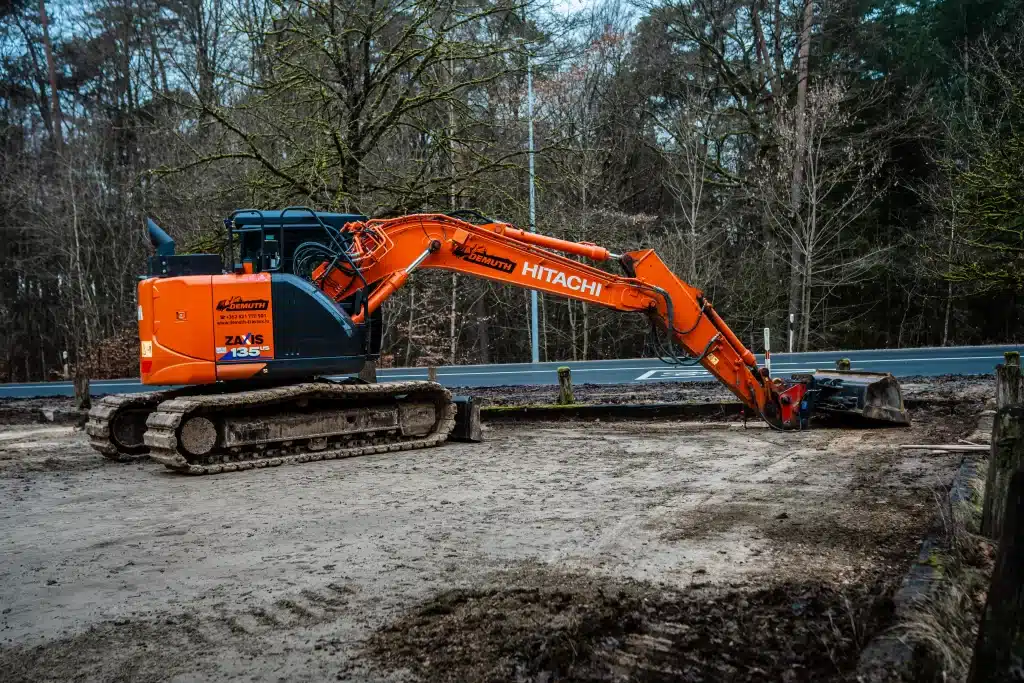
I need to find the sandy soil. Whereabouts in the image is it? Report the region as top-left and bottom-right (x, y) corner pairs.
(0, 406), (973, 682)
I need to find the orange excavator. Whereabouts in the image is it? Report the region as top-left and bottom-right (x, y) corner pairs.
(87, 208), (909, 474)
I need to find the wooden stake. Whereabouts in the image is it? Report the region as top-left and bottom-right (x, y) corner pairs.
(968, 469), (1024, 682)
(427, 366), (437, 383)
(996, 353), (1022, 409)
(982, 405), (1024, 539)
(557, 366), (574, 405)
(358, 360), (377, 383)
(73, 372), (90, 411)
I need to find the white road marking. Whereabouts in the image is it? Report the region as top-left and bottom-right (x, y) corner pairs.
(633, 369), (816, 381)
(633, 369), (712, 381)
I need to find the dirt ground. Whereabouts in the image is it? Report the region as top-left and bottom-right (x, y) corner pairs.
(467, 375), (993, 408)
(0, 397), (980, 682)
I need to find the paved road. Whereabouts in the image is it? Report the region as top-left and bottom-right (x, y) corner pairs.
(1, 345), (1018, 399)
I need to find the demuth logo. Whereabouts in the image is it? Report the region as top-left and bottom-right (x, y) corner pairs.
(522, 261), (603, 296)
(453, 245), (516, 274)
(216, 297), (269, 312)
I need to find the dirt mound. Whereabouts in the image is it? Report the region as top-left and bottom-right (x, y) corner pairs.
(365, 566), (895, 682)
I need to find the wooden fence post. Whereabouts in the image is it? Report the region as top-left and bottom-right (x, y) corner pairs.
(427, 366), (437, 383)
(982, 405), (1024, 538)
(557, 367), (574, 405)
(73, 372), (90, 411)
(996, 351), (1022, 409)
(968, 468), (1024, 683)
(358, 360), (377, 383)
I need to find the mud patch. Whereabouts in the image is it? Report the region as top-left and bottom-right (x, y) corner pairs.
(365, 565), (896, 682)
(1, 454), (110, 474)
(656, 492), (932, 560)
(0, 617), (198, 683)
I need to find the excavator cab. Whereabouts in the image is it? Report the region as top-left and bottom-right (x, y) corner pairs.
(139, 210), (383, 386)
(227, 209), (384, 355)
(229, 209), (365, 275)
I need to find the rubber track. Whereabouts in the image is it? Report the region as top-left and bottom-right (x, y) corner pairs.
(143, 381), (456, 475)
(86, 390), (181, 461)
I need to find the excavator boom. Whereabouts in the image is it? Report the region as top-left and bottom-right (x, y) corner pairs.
(312, 212), (908, 430)
(313, 214), (775, 420)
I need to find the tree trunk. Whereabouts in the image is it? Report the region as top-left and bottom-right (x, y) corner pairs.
(567, 300), (578, 361)
(73, 372), (90, 411)
(801, 256), (812, 350)
(582, 301), (589, 360)
(475, 291), (490, 364)
(38, 0), (63, 152)
(942, 218), (956, 345)
(981, 405), (1024, 539)
(449, 273), (458, 364)
(968, 469), (1024, 683)
(405, 286), (415, 366)
(540, 292), (548, 362)
(787, 0), (814, 350)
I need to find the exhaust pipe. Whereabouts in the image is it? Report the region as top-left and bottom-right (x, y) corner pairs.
(147, 218), (176, 256)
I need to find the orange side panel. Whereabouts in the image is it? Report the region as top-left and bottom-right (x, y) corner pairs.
(138, 276), (218, 386)
(146, 339), (217, 385)
(211, 273), (276, 364)
(150, 276), (216, 362)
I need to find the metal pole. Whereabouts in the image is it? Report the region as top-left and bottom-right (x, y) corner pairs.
(763, 327), (771, 377)
(788, 313), (794, 353)
(527, 43), (539, 364)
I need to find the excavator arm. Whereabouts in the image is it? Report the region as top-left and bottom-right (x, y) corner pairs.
(311, 213), (788, 425)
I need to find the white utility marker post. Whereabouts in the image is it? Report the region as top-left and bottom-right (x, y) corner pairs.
(763, 327), (771, 377)
(788, 313), (795, 353)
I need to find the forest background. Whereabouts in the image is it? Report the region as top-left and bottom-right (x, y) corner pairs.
(1, 0), (1022, 380)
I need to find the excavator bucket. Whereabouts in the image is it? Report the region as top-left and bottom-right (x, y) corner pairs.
(802, 370), (911, 426)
